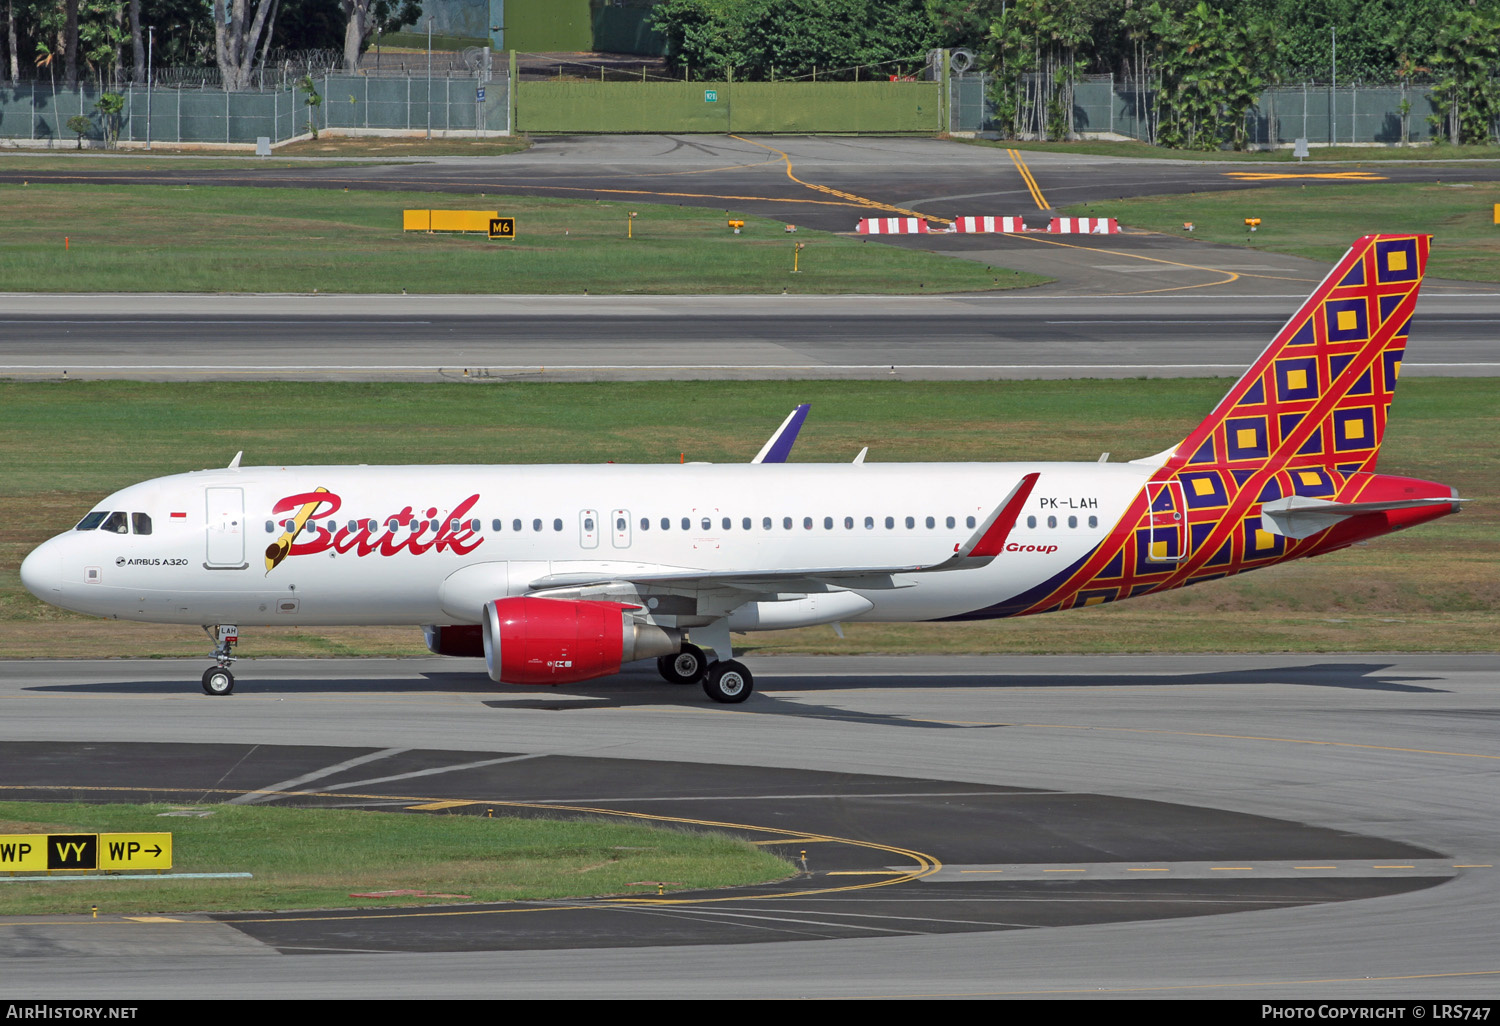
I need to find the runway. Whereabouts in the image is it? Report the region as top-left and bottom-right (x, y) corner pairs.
(1, 653), (1497, 998)
(2, 292), (1497, 381)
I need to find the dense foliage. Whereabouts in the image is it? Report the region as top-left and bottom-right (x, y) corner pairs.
(964, 0), (1500, 146)
(4, 0), (1497, 147)
(651, 0), (937, 80)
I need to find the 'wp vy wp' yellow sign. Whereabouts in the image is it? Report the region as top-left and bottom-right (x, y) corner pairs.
(0, 833), (172, 872)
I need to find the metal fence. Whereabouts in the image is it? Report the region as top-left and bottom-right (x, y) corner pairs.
(0, 73), (510, 145)
(951, 73), (1452, 145)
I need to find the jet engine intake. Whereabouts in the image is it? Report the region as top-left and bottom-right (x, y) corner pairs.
(481, 596), (682, 685)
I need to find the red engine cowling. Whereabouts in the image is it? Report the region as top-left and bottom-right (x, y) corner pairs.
(422, 624), (486, 658)
(481, 597), (681, 685)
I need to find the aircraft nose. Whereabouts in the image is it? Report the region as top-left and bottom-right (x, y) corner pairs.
(19, 538), (64, 599)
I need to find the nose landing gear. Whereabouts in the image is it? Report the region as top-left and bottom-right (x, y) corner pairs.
(201, 624), (238, 696)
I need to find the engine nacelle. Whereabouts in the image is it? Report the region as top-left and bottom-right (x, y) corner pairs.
(481, 597), (682, 685)
(422, 624), (486, 659)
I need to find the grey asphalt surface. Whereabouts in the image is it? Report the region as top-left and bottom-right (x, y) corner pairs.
(3, 135), (1496, 381)
(2, 292), (1496, 381)
(1, 653), (1497, 998)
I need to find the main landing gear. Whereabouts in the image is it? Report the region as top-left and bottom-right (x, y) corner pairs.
(656, 644), (707, 685)
(202, 624), (238, 696)
(655, 641), (754, 704)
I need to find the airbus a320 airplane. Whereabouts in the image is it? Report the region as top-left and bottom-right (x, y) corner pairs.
(21, 235), (1462, 703)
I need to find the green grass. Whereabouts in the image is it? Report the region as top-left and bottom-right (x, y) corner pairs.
(957, 136), (1500, 162)
(0, 134), (531, 163)
(0, 155), (370, 169)
(1061, 181), (1500, 282)
(0, 802), (793, 914)
(1, 378), (1494, 657)
(0, 183), (1037, 294)
(274, 134), (532, 157)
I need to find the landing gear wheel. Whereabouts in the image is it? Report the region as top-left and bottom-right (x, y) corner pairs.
(702, 660), (753, 704)
(202, 667), (235, 696)
(658, 644), (708, 685)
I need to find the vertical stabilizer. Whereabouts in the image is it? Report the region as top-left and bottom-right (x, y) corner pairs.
(1166, 234), (1428, 477)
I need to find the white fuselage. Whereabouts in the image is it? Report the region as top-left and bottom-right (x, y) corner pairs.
(22, 462), (1152, 629)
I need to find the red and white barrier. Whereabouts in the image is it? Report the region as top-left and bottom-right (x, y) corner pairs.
(1048, 217), (1119, 234)
(952, 216), (1027, 234)
(857, 217), (930, 235)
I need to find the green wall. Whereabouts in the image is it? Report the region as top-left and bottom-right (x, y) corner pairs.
(516, 80), (942, 134)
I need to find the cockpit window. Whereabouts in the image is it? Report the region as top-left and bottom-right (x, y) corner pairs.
(100, 511), (129, 534)
(75, 511), (108, 531)
(132, 513), (152, 535)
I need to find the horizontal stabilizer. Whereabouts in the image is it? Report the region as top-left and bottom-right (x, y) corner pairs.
(1260, 494), (1463, 539)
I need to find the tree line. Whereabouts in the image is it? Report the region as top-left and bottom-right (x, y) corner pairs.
(5, 0), (1497, 147)
(974, 0), (1500, 146)
(1, 0), (418, 90)
(650, 0), (1500, 146)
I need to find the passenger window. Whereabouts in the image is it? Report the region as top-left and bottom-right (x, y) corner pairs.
(945, 516), (955, 529)
(925, 516), (935, 529)
(512, 519), (522, 532)
(533, 519), (543, 532)
(1027, 515), (1036, 528)
(701, 517), (711, 531)
(75, 511), (108, 531)
(661, 518), (670, 530)
(864, 516), (874, 529)
(1068, 516), (1077, 528)
(783, 517), (792, 530)
(904, 516), (914, 529)
(583, 517), (595, 532)
(640, 517), (650, 530)
(743, 517), (752, 530)
(722, 517), (731, 530)
(823, 517), (833, 530)
(265, 520), (275, 533)
(885, 516), (895, 529)
(471, 519), (481, 532)
(803, 517), (813, 530)
(492, 519), (502, 532)
(1088, 516), (1098, 529)
(845, 516), (854, 529)
(763, 517), (772, 530)
(553, 518), (563, 531)
(1047, 516), (1057, 528)
(617, 517), (627, 531)
(681, 517), (690, 530)
(966, 516), (976, 528)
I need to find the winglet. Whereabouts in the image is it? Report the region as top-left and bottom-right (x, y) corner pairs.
(752, 404), (810, 464)
(927, 472), (1040, 571)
